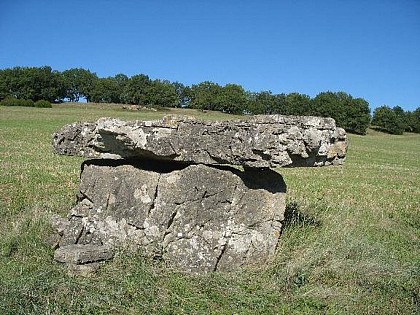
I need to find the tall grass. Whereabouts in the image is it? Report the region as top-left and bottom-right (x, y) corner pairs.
(0, 104), (419, 314)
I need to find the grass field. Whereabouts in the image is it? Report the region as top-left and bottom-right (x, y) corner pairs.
(0, 104), (419, 314)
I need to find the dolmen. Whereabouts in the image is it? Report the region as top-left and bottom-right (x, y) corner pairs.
(51, 115), (347, 274)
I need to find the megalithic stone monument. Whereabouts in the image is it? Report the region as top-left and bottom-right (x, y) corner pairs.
(50, 115), (347, 274)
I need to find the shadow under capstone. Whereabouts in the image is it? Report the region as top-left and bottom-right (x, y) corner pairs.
(81, 158), (287, 195)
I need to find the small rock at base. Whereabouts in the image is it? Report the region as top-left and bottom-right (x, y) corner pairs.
(54, 244), (114, 264)
(67, 262), (101, 277)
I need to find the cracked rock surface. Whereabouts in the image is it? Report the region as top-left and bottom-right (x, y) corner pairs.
(52, 115), (347, 168)
(52, 159), (286, 273)
(51, 114), (346, 274)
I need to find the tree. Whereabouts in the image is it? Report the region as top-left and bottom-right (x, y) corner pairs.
(172, 82), (191, 108)
(0, 69), (9, 100)
(411, 107), (420, 133)
(121, 74), (152, 105)
(91, 77), (119, 103)
(30, 66), (65, 102)
(90, 74), (128, 104)
(284, 93), (312, 116)
(371, 105), (405, 135)
(113, 73), (129, 103)
(0, 67), (25, 100)
(312, 91), (370, 134)
(2, 65), (390, 134)
(148, 79), (179, 108)
(343, 97), (371, 135)
(312, 91), (344, 122)
(247, 91), (289, 115)
(217, 84), (248, 114)
(0, 66), (65, 102)
(392, 106), (410, 132)
(62, 68), (98, 102)
(405, 107), (420, 133)
(189, 81), (223, 111)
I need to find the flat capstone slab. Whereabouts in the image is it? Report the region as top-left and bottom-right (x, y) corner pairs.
(52, 114), (347, 168)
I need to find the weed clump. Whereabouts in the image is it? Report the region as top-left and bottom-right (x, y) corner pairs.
(283, 202), (321, 229)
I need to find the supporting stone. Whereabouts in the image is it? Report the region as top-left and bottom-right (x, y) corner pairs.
(53, 159), (286, 273)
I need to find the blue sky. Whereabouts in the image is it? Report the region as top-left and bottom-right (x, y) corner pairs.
(0, 0), (419, 111)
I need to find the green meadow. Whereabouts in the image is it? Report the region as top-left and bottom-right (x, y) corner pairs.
(0, 104), (419, 314)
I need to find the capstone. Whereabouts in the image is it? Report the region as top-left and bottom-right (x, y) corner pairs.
(52, 115), (347, 168)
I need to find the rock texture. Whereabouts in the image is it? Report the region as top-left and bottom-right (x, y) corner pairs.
(51, 114), (347, 274)
(53, 115), (347, 168)
(52, 159), (286, 273)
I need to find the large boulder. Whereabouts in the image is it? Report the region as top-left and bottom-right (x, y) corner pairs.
(52, 115), (347, 168)
(53, 159), (286, 273)
(51, 114), (347, 274)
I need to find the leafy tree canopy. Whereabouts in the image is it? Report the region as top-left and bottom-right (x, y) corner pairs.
(0, 66), (64, 102)
(371, 105), (406, 135)
(62, 68), (98, 102)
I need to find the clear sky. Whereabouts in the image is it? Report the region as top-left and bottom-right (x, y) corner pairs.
(1, 0), (419, 111)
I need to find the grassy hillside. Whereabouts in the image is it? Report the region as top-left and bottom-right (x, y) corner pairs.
(0, 104), (419, 314)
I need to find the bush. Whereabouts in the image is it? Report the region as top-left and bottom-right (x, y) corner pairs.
(0, 98), (51, 108)
(34, 100), (52, 108)
(0, 97), (34, 107)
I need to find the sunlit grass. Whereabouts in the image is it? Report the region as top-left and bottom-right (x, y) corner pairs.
(0, 104), (419, 314)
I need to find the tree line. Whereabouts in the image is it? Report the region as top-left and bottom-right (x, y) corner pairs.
(0, 66), (418, 135)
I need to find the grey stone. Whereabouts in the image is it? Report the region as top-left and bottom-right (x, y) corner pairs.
(53, 160), (286, 273)
(50, 214), (69, 235)
(52, 115), (347, 168)
(51, 114), (348, 274)
(54, 244), (114, 264)
(67, 262), (101, 277)
(59, 217), (84, 246)
(52, 122), (97, 157)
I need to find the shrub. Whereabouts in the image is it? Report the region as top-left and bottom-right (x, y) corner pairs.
(0, 97), (34, 107)
(22, 99), (34, 107)
(34, 100), (52, 108)
(0, 98), (51, 108)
